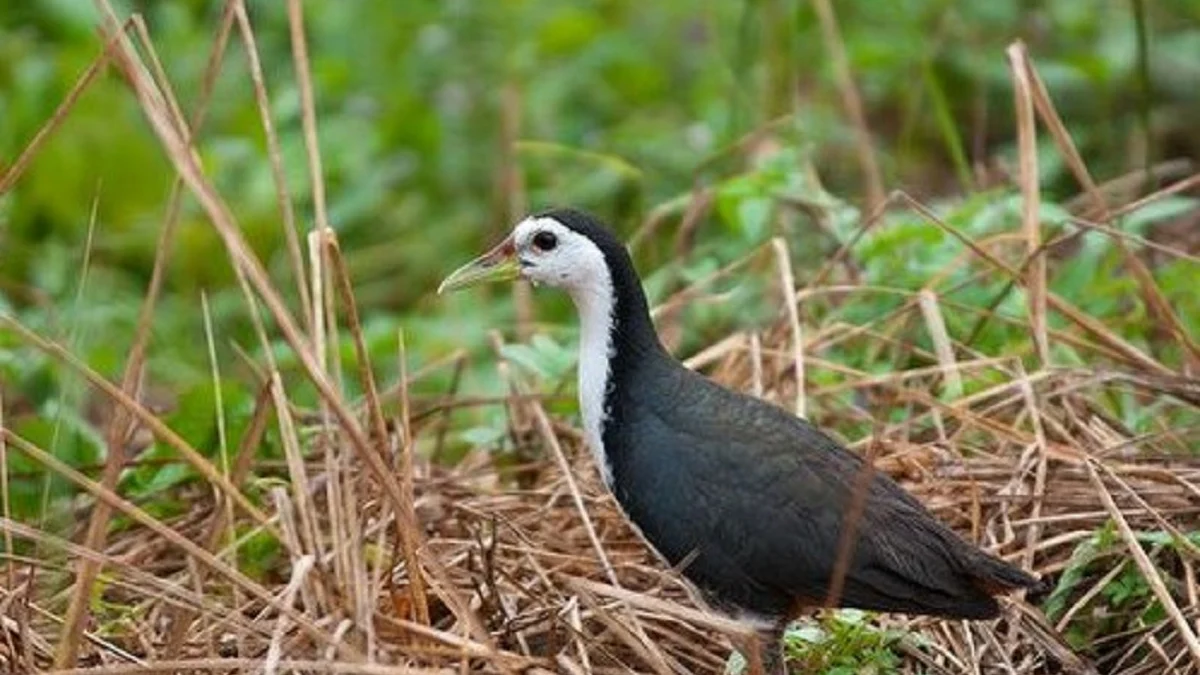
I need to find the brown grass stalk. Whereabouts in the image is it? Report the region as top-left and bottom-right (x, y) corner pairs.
(0, 391), (8, 592)
(286, 0), (330, 240)
(55, 4), (240, 666)
(43, 660), (448, 675)
(0, 316), (274, 529)
(771, 237), (807, 418)
(809, 0), (886, 211)
(528, 400), (618, 587)
(0, 18), (129, 195)
(327, 231), (411, 630)
(2, 4), (1195, 671)
(1006, 41), (1050, 367)
(394, 330), (432, 625)
(232, 0), (312, 334)
(2, 430), (359, 660)
(1014, 44), (1200, 366)
(1085, 460), (1200, 667)
(917, 290), (964, 400)
(0, 518), (270, 640)
(896, 192), (1174, 376)
(161, 384), (275, 657)
(92, 0), (417, 543)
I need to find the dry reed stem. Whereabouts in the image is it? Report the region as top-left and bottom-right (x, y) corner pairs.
(271, 372), (326, 596)
(528, 400), (619, 588)
(264, 554), (316, 675)
(1098, 462), (1200, 560)
(161, 384), (275, 656)
(917, 290), (964, 400)
(232, 0), (312, 335)
(1055, 560), (1128, 632)
(1085, 460), (1200, 667)
(0, 18), (129, 195)
(395, 330), (432, 625)
(1066, 157), (1194, 216)
(1, 317), (275, 529)
(0, 391), (8, 594)
(571, 586), (675, 674)
(1, 4), (1195, 673)
(1067, 216), (1200, 264)
(327, 232), (431, 627)
(1006, 42), (1050, 367)
(309, 228), (329, 377)
(1014, 364), (1049, 574)
(0, 518), (270, 640)
(43, 661), (448, 675)
(771, 237), (807, 418)
(91, 0), (419, 547)
(1110, 171), (1200, 219)
(0, 431), (356, 659)
(809, 0), (886, 211)
(896, 192), (1173, 376)
(286, 0), (330, 240)
(1015, 44), (1200, 366)
(56, 4), (240, 666)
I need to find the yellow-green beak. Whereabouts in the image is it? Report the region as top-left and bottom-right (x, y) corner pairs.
(437, 235), (521, 294)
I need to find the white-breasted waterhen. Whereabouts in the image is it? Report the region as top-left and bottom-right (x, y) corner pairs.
(439, 208), (1041, 673)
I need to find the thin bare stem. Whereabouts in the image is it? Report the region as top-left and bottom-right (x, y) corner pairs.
(809, 0), (886, 210)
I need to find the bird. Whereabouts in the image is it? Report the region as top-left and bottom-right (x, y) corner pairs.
(438, 207), (1041, 673)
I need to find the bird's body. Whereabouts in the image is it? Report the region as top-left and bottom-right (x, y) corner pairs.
(440, 208), (1040, 672)
(606, 351), (1033, 621)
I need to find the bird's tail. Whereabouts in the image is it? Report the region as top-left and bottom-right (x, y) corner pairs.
(960, 550), (1098, 673)
(965, 548), (1044, 595)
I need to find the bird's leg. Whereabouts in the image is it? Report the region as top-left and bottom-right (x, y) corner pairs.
(760, 620), (789, 675)
(742, 620), (789, 675)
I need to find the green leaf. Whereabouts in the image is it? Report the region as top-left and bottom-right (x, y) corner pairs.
(1120, 196), (1199, 235)
(499, 335), (574, 382)
(460, 424), (507, 448)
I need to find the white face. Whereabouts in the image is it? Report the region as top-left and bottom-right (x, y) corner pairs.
(511, 216), (611, 302)
(511, 215), (617, 487)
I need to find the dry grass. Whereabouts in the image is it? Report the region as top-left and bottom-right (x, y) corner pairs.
(0, 2), (1197, 674)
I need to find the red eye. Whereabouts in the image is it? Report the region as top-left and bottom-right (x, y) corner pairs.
(532, 231), (558, 251)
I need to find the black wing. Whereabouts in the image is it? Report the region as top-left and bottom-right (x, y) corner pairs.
(609, 363), (1033, 620)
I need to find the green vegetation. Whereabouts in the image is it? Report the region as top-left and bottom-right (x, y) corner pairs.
(0, 1), (1197, 672)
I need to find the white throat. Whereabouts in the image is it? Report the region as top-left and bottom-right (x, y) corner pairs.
(508, 215), (619, 487)
(569, 279), (616, 487)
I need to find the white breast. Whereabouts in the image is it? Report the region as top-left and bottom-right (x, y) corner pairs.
(509, 215), (619, 488)
(571, 282), (616, 487)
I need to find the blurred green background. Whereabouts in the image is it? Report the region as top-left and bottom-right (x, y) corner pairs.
(0, 1), (1197, 516)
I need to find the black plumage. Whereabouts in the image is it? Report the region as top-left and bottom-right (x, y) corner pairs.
(546, 208), (1037, 616)
(442, 208), (1041, 673)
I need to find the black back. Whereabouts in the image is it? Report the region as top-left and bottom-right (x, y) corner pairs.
(538, 208), (1038, 621)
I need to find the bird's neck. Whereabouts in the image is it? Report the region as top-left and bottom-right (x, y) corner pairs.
(569, 255), (664, 487)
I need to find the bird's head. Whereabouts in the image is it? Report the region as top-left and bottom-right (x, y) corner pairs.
(438, 209), (613, 302)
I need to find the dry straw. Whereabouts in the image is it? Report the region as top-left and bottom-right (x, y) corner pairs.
(0, 2), (1196, 674)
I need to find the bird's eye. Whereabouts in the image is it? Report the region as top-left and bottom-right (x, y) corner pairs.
(532, 231), (558, 252)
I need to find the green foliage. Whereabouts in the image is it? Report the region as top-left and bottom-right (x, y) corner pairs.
(1046, 524), (1200, 650)
(499, 334), (576, 384)
(726, 611), (906, 674)
(121, 381), (256, 499)
(238, 525), (285, 582)
(783, 611), (906, 674)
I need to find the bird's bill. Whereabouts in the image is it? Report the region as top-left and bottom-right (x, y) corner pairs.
(437, 235), (520, 294)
